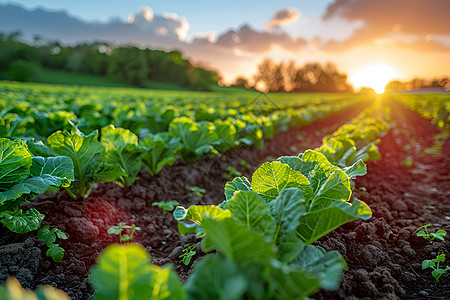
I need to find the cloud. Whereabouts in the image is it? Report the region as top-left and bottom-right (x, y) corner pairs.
(0, 4), (189, 49)
(202, 24), (307, 54)
(265, 7), (300, 31)
(322, 0), (450, 52)
(127, 6), (190, 41)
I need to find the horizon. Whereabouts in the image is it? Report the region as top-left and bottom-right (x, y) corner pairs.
(1, 0), (449, 91)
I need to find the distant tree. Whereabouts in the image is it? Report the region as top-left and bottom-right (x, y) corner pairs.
(232, 76), (250, 89)
(252, 59), (351, 93)
(0, 32), (221, 90)
(253, 58), (285, 92)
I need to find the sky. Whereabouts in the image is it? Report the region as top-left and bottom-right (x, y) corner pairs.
(1, 0), (449, 85)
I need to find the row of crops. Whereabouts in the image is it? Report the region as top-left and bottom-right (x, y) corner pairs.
(394, 93), (450, 130)
(0, 82), (363, 248)
(0, 91), (392, 298)
(10, 81), (449, 299)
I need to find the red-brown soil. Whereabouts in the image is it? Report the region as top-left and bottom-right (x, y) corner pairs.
(314, 100), (449, 300)
(1, 99), (449, 300)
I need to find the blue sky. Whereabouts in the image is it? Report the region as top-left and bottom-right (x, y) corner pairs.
(0, 0), (335, 39)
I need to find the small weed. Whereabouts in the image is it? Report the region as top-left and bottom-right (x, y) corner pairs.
(152, 200), (179, 214)
(179, 245), (197, 265)
(107, 222), (141, 244)
(239, 159), (252, 170)
(37, 225), (68, 262)
(401, 156), (414, 168)
(186, 186), (207, 198)
(416, 224), (447, 242)
(290, 145), (299, 153)
(422, 254), (450, 283)
(223, 166), (242, 179)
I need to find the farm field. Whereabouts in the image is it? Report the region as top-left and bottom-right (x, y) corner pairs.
(0, 81), (449, 299)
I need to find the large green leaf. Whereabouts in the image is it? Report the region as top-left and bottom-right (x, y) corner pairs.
(213, 119), (239, 151)
(0, 138), (31, 191)
(0, 208), (44, 234)
(271, 261), (321, 300)
(168, 117), (219, 163)
(251, 161), (310, 201)
(140, 133), (181, 176)
(100, 125), (146, 187)
(149, 266), (188, 300)
(173, 205), (231, 236)
(201, 217), (276, 264)
(225, 191), (275, 241)
(185, 255), (247, 300)
(0, 156), (74, 206)
(342, 159), (367, 179)
(91, 244), (187, 300)
(223, 176), (252, 202)
(269, 189), (307, 248)
(48, 125), (118, 198)
(297, 199), (372, 243)
(309, 169), (351, 210)
(0, 277), (70, 300)
(293, 244), (347, 290)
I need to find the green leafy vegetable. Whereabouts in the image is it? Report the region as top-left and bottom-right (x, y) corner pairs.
(0, 277), (70, 300)
(100, 125), (147, 187)
(0, 138), (74, 234)
(168, 117), (219, 163)
(140, 132), (181, 175)
(90, 243), (187, 300)
(47, 123), (123, 199)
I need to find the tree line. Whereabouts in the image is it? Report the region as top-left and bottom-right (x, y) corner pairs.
(0, 31), (220, 90)
(232, 58), (353, 93)
(386, 77), (448, 91)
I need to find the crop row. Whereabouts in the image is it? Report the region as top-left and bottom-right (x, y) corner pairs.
(394, 93), (450, 130)
(1, 88), (362, 266)
(0, 99), (391, 299)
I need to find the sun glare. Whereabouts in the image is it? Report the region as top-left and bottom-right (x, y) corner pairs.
(349, 64), (399, 94)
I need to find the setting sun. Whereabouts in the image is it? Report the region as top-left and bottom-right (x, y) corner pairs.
(349, 64), (399, 94)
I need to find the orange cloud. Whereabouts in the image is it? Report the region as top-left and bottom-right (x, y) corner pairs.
(322, 0), (450, 52)
(265, 7), (300, 31)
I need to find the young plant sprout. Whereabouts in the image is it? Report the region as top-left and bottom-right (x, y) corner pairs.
(416, 224), (447, 242)
(152, 200), (179, 214)
(422, 254), (450, 283)
(239, 159), (252, 170)
(186, 186), (206, 198)
(107, 222), (140, 244)
(223, 166), (242, 179)
(179, 245), (197, 265)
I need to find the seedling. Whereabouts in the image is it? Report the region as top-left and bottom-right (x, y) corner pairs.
(223, 166), (242, 179)
(152, 200), (179, 214)
(416, 224), (447, 242)
(239, 159), (251, 170)
(290, 145), (299, 153)
(422, 253), (450, 283)
(186, 186), (206, 198)
(179, 245), (197, 265)
(37, 225), (68, 262)
(107, 222), (141, 244)
(401, 156), (413, 168)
